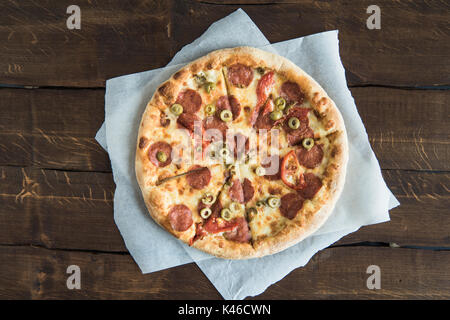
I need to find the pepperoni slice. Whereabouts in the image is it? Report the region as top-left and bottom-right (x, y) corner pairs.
(216, 95), (230, 116)
(177, 112), (202, 134)
(262, 154), (281, 180)
(229, 179), (245, 204)
(283, 107), (310, 133)
(168, 204), (193, 232)
(229, 96), (242, 119)
(251, 71), (275, 126)
(203, 116), (228, 142)
(147, 141), (172, 167)
(242, 178), (255, 203)
(216, 95), (241, 120)
(297, 173), (323, 199)
(175, 89), (202, 114)
(227, 64), (254, 88)
(283, 107), (314, 146)
(280, 150), (306, 190)
(280, 193), (304, 220)
(223, 217), (251, 243)
(296, 144), (324, 169)
(186, 166), (211, 190)
(287, 129), (314, 146)
(280, 81), (305, 106)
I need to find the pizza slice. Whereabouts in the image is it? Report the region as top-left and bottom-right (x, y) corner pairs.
(142, 164), (226, 243)
(136, 47), (348, 259)
(136, 59), (232, 186)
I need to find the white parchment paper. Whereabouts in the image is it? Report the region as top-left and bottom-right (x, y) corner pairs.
(95, 9), (399, 299)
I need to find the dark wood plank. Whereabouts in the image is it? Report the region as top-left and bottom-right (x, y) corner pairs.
(256, 246), (450, 299)
(336, 170), (450, 247)
(0, 245), (448, 299)
(0, 166), (124, 252)
(352, 87), (450, 171)
(0, 245), (221, 299)
(0, 87), (111, 171)
(173, 0), (450, 87)
(1, 86), (448, 171)
(0, 0), (172, 87)
(0, 166), (448, 251)
(1, 0), (448, 87)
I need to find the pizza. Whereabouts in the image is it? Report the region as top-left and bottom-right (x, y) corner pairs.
(135, 47), (348, 259)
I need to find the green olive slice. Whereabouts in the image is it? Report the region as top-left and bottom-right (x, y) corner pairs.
(274, 97), (286, 110)
(200, 207), (212, 219)
(288, 117), (300, 129)
(194, 74), (206, 85)
(220, 109), (233, 122)
(302, 138), (315, 150)
(170, 103), (183, 116)
(267, 196), (281, 208)
(220, 208), (232, 221)
(254, 166), (265, 176)
(270, 110), (283, 121)
(201, 192), (216, 205)
(156, 151), (168, 163)
(219, 147), (230, 158)
(204, 82), (216, 93)
(205, 104), (216, 115)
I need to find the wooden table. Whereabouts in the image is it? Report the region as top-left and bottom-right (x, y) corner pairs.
(0, 0), (448, 299)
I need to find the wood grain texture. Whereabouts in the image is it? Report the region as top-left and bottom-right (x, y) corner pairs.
(0, 0), (172, 87)
(1, 0), (449, 87)
(0, 87), (110, 171)
(0, 0), (448, 300)
(0, 166), (123, 252)
(0, 166), (448, 252)
(335, 170), (450, 247)
(1, 86), (447, 171)
(0, 245), (220, 299)
(0, 245), (447, 299)
(352, 87), (450, 171)
(174, 0), (450, 87)
(256, 246), (450, 299)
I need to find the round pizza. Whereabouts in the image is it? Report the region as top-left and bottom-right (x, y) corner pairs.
(135, 47), (348, 259)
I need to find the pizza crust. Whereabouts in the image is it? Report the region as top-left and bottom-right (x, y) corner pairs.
(135, 46), (348, 259)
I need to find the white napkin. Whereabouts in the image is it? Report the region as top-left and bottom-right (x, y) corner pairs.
(96, 9), (399, 299)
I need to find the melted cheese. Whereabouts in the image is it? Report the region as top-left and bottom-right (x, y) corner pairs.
(157, 164), (225, 223)
(147, 64), (340, 244)
(245, 177), (292, 240)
